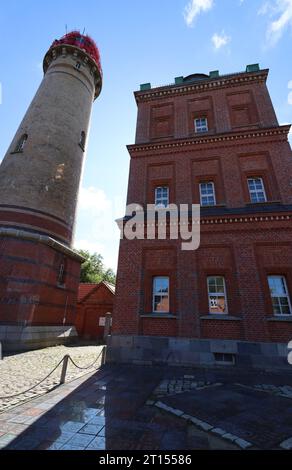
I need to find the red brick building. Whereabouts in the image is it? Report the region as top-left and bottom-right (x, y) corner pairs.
(75, 282), (115, 340)
(109, 65), (292, 369)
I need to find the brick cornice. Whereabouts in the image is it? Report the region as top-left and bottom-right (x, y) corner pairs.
(127, 125), (291, 156)
(120, 209), (292, 228)
(200, 213), (292, 225)
(0, 228), (85, 262)
(134, 70), (269, 104)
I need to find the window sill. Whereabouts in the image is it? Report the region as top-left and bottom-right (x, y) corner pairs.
(201, 204), (226, 209)
(192, 130), (213, 136)
(140, 313), (177, 319)
(57, 284), (66, 290)
(245, 201), (281, 206)
(200, 315), (242, 321)
(266, 316), (292, 322)
(154, 206), (171, 210)
(10, 151), (23, 155)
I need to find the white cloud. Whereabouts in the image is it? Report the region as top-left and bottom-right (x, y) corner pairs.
(74, 186), (125, 271)
(183, 0), (214, 27)
(259, 0), (292, 45)
(78, 186), (111, 213)
(211, 31), (231, 49)
(258, 2), (272, 15)
(74, 238), (106, 258)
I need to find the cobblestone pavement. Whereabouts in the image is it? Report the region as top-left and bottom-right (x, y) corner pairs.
(0, 344), (105, 413)
(0, 364), (292, 450)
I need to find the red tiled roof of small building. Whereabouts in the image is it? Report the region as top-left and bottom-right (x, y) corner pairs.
(78, 281), (115, 302)
(78, 283), (97, 302)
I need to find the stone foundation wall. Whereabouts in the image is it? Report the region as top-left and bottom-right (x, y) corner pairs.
(0, 325), (78, 352)
(107, 334), (291, 371)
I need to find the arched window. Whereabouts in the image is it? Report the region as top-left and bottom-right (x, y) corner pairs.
(79, 131), (86, 151)
(14, 134), (28, 153)
(57, 259), (67, 287)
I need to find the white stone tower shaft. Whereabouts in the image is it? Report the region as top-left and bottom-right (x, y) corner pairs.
(0, 36), (102, 246)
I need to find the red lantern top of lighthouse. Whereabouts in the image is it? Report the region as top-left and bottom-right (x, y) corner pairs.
(49, 31), (102, 76)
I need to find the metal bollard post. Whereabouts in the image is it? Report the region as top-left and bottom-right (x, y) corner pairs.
(101, 346), (106, 365)
(103, 312), (112, 340)
(60, 355), (70, 384)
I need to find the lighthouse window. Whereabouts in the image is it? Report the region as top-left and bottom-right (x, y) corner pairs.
(14, 134), (28, 153)
(57, 260), (67, 287)
(79, 131), (86, 151)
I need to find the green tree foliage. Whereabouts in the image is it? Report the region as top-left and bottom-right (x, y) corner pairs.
(77, 250), (116, 285)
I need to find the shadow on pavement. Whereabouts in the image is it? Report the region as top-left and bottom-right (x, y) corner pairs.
(1, 365), (292, 450)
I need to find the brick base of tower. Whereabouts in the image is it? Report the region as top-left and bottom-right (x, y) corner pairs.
(0, 230), (82, 351)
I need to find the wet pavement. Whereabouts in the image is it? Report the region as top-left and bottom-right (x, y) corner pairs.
(161, 383), (292, 449)
(0, 364), (292, 450)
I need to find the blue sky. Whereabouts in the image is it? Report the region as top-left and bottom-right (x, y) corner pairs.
(0, 0), (291, 271)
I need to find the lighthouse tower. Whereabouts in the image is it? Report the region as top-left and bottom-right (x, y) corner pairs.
(0, 32), (102, 350)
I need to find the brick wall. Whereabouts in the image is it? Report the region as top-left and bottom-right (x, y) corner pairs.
(75, 283), (114, 339)
(0, 237), (80, 326)
(114, 68), (292, 345)
(113, 220), (292, 343)
(135, 73), (278, 144)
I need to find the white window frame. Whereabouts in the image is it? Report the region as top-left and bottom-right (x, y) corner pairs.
(207, 276), (228, 315)
(247, 177), (267, 203)
(214, 353), (235, 365)
(268, 275), (292, 316)
(155, 186), (169, 208)
(194, 117), (208, 133)
(152, 276), (170, 313)
(200, 181), (216, 206)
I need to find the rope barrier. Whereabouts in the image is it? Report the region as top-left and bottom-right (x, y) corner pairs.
(0, 346), (105, 401)
(68, 347), (104, 370)
(0, 357), (65, 400)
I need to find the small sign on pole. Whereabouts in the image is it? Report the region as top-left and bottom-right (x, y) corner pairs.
(103, 312), (112, 339)
(99, 317), (106, 327)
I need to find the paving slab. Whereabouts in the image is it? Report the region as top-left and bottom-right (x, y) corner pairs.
(0, 364), (291, 450)
(160, 383), (292, 449)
